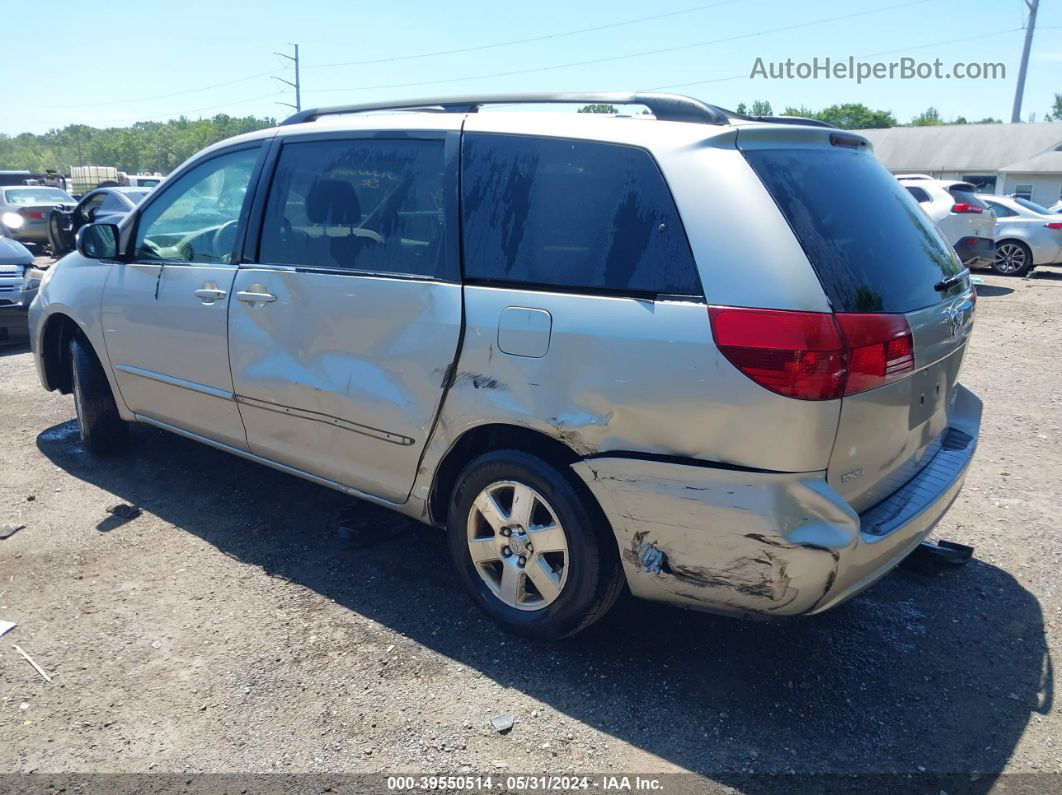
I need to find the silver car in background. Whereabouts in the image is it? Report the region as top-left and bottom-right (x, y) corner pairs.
(898, 175), (996, 268)
(0, 186), (76, 250)
(979, 194), (1062, 276)
(28, 93), (981, 639)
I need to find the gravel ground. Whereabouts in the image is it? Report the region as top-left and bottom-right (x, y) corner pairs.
(0, 268), (1059, 787)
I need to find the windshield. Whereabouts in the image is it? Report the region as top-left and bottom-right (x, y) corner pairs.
(3, 187), (74, 205)
(1012, 197), (1056, 216)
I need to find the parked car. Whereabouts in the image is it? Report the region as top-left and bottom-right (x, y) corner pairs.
(0, 232), (39, 338)
(978, 194), (1062, 276)
(1, 186), (76, 251)
(28, 93), (981, 639)
(898, 175), (996, 268)
(48, 187), (152, 258)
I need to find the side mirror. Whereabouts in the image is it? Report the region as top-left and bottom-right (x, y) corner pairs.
(76, 223), (120, 259)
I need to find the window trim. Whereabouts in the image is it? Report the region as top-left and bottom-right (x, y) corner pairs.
(246, 129), (460, 283)
(124, 141), (267, 266)
(458, 131), (704, 300)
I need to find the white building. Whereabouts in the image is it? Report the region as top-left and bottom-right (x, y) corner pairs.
(860, 123), (1062, 206)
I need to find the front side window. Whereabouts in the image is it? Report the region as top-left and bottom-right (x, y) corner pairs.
(78, 192), (107, 222)
(99, 193), (127, 213)
(461, 133), (701, 297)
(259, 138), (446, 278)
(134, 147), (259, 263)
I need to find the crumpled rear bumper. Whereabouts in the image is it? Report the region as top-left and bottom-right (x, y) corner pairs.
(571, 385), (982, 619)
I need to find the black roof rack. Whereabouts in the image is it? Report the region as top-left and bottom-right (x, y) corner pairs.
(281, 92), (731, 126)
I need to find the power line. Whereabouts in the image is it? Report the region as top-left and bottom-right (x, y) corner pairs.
(306, 0), (741, 69)
(82, 91), (286, 128)
(41, 67), (288, 109)
(303, 0), (932, 96)
(643, 28), (1023, 90)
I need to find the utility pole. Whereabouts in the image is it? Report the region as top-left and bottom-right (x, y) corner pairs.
(273, 43), (301, 112)
(1010, 0), (1039, 123)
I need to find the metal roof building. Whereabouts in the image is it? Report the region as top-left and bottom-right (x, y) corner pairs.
(860, 123), (1062, 207)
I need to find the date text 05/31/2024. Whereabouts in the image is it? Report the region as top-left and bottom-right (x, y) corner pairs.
(386, 776), (665, 791)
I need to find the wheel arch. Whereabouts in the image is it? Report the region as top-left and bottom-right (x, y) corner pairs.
(428, 422), (586, 528)
(39, 312), (82, 394)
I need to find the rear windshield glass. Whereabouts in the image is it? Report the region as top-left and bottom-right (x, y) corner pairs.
(743, 148), (962, 313)
(1012, 197), (1055, 215)
(947, 187), (988, 208)
(3, 187), (73, 205)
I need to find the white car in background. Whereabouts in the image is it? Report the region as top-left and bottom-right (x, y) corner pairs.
(898, 175), (995, 269)
(978, 195), (1062, 277)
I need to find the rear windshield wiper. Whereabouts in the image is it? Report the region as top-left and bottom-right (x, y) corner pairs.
(934, 268), (970, 292)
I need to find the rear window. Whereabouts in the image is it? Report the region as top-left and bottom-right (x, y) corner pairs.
(3, 187), (73, 206)
(1012, 197), (1054, 215)
(744, 148), (962, 313)
(462, 133), (701, 297)
(946, 186), (988, 208)
(904, 186), (931, 203)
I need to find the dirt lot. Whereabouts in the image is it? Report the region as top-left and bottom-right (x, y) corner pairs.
(0, 269), (1059, 788)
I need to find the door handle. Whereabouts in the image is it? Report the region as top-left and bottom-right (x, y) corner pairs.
(236, 286), (278, 305)
(194, 283), (227, 304)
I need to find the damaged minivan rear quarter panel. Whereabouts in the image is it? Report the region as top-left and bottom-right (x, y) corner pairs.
(442, 285), (840, 473)
(571, 456), (859, 617)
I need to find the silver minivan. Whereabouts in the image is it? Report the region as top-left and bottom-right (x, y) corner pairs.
(29, 93), (981, 639)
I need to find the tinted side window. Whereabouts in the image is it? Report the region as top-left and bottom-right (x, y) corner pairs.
(461, 133), (701, 297)
(259, 138), (446, 278)
(99, 193), (127, 212)
(985, 200), (1016, 217)
(905, 186), (931, 203)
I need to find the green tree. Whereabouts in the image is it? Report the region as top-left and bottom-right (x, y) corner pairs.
(1046, 93), (1062, 121)
(749, 100), (773, 117)
(911, 107), (944, 126)
(735, 102), (748, 115)
(0, 114), (277, 174)
(813, 103), (896, 129)
(577, 104), (617, 114)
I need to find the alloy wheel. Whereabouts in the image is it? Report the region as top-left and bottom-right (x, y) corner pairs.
(995, 243), (1028, 274)
(466, 480), (570, 611)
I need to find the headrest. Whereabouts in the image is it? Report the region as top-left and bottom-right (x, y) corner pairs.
(305, 179), (361, 225)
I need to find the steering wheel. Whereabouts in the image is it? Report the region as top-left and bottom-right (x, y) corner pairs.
(212, 219), (240, 262)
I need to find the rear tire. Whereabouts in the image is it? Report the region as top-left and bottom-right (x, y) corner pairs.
(993, 240), (1033, 276)
(70, 335), (129, 455)
(447, 449), (623, 641)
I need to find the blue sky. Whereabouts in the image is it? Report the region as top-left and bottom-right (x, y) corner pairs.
(5, 0), (1061, 134)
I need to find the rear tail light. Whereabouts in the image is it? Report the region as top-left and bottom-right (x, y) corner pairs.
(1044, 222), (1062, 230)
(19, 209), (45, 220)
(708, 307), (915, 401)
(951, 203), (983, 214)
